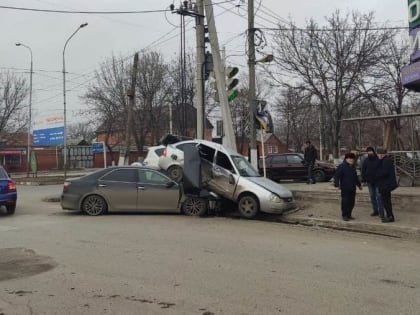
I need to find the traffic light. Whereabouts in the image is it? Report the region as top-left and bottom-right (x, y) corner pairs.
(254, 100), (273, 133)
(226, 66), (239, 102)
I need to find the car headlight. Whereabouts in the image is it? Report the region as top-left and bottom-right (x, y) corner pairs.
(269, 193), (282, 203)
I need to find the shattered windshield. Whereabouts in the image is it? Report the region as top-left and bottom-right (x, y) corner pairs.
(231, 155), (260, 177)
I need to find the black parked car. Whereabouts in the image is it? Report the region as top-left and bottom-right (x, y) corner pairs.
(258, 153), (336, 182)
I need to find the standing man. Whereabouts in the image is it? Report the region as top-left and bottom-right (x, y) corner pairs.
(303, 140), (317, 184)
(361, 146), (384, 218)
(334, 153), (363, 221)
(375, 148), (398, 223)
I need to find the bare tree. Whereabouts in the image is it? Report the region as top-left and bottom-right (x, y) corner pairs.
(83, 55), (131, 163)
(67, 121), (96, 143)
(268, 11), (394, 156)
(0, 71), (29, 134)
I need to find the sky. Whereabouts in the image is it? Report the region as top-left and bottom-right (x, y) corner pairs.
(0, 0), (409, 129)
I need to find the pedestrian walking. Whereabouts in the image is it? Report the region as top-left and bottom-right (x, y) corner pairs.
(361, 146), (384, 218)
(375, 148), (398, 223)
(334, 152), (362, 221)
(304, 140), (317, 184)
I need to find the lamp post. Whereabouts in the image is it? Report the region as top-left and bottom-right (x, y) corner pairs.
(15, 42), (33, 177)
(62, 22), (88, 178)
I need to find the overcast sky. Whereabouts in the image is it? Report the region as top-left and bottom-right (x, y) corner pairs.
(0, 0), (409, 127)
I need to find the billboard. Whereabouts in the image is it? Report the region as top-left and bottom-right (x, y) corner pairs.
(33, 116), (64, 146)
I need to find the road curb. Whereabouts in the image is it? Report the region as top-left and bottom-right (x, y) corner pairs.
(278, 214), (420, 239)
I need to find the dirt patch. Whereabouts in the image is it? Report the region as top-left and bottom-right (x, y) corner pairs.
(0, 248), (57, 281)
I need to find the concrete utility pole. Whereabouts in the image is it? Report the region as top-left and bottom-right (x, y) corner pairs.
(195, 0), (205, 139)
(248, 0), (258, 168)
(203, 0), (236, 150)
(121, 52), (139, 165)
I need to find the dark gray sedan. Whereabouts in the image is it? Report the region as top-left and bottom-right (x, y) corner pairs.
(61, 166), (207, 216)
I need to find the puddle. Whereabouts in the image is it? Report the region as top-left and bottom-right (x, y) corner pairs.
(0, 248), (57, 281)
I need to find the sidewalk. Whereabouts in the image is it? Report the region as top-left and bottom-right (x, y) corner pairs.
(280, 182), (420, 239)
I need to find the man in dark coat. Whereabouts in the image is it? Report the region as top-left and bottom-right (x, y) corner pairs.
(361, 146), (384, 218)
(304, 140), (317, 184)
(334, 152), (362, 221)
(375, 148), (398, 223)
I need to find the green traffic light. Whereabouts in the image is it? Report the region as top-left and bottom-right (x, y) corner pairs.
(228, 90), (238, 102)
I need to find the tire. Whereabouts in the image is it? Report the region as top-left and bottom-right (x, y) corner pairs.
(182, 197), (207, 216)
(313, 170), (326, 182)
(238, 194), (259, 219)
(167, 165), (183, 182)
(6, 204), (16, 215)
(81, 195), (107, 216)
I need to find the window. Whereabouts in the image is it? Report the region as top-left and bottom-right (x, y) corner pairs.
(176, 142), (197, 152)
(216, 152), (235, 173)
(271, 155), (286, 163)
(101, 169), (138, 182)
(197, 144), (215, 163)
(139, 169), (170, 185)
(268, 145), (278, 154)
(287, 155), (303, 164)
(154, 148), (165, 156)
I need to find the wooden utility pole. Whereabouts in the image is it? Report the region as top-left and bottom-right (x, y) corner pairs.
(203, 0), (236, 150)
(248, 0), (258, 168)
(195, 0), (205, 139)
(120, 52), (139, 165)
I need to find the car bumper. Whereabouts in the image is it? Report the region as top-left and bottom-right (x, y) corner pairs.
(260, 199), (296, 214)
(0, 192), (17, 205)
(61, 194), (81, 210)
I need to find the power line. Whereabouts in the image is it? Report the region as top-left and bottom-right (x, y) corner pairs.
(0, 1), (237, 14)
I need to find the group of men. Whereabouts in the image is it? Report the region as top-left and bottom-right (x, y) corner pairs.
(333, 147), (398, 222)
(303, 141), (398, 223)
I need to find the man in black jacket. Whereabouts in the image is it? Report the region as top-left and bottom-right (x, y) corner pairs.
(304, 140), (317, 184)
(334, 153), (362, 221)
(361, 146), (384, 218)
(375, 148), (398, 223)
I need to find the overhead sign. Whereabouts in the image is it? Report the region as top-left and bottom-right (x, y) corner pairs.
(409, 0), (420, 29)
(33, 116), (64, 146)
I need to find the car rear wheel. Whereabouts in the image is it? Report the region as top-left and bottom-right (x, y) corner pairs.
(82, 195), (107, 216)
(238, 194), (259, 219)
(6, 204), (15, 215)
(182, 197), (207, 216)
(167, 165), (183, 182)
(313, 170), (326, 182)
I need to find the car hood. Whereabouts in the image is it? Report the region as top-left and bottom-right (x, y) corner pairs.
(246, 176), (293, 198)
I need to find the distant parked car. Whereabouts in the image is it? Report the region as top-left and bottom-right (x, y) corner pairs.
(259, 153), (336, 183)
(61, 166), (207, 216)
(143, 145), (166, 170)
(0, 166), (17, 215)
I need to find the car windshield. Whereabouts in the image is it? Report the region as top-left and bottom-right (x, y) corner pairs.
(231, 155), (260, 177)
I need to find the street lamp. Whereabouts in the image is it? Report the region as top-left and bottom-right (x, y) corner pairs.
(63, 22), (88, 178)
(15, 42), (33, 177)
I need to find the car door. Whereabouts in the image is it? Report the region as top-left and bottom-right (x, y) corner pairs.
(137, 169), (180, 212)
(285, 154), (306, 178)
(97, 168), (139, 211)
(209, 150), (238, 199)
(269, 155), (287, 179)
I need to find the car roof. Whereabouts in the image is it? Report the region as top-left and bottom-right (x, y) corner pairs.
(174, 139), (240, 155)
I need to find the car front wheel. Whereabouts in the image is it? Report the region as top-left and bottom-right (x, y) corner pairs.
(82, 195), (107, 216)
(313, 170), (326, 182)
(182, 197), (207, 216)
(238, 194), (259, 219)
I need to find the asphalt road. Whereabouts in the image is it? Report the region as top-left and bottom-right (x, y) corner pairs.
(1, 185), (420, 314)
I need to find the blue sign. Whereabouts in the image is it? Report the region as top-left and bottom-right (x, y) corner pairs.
(92, 142), (104, 153)
(33, 126), (64, 146)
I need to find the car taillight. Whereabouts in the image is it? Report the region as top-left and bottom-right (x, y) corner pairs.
(163, 148), (167, 157)
(8, 181), (16, 192)
(63, 181), (71, 191)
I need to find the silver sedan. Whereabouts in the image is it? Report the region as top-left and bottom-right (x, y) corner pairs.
(61, 166), (207, 216)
